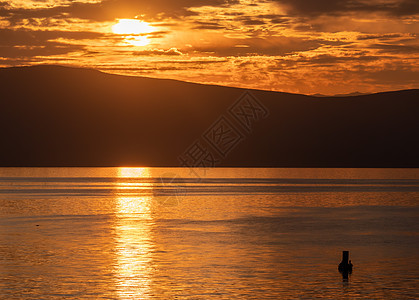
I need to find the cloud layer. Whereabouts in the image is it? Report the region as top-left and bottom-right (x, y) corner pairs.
(0, 0), (418, 94)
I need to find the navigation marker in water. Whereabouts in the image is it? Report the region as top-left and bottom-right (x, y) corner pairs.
(338, 250), (353, 281)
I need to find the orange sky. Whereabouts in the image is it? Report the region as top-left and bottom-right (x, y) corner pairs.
(0, 0), (418, 94)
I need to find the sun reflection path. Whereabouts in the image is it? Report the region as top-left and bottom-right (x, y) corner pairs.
(114, 167), (154, 299)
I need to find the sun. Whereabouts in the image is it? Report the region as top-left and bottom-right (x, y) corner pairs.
(112, 19), (154, 35)
(112, 19), (155, 46)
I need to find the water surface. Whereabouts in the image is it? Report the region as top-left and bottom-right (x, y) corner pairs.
(1, 168), (418, 299)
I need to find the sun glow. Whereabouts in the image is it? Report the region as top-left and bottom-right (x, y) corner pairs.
(112, 19), (155, 46)
(112, 19), (155, 35)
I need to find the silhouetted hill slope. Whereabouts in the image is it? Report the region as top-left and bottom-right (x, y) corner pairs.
(0, 65), (418, 167)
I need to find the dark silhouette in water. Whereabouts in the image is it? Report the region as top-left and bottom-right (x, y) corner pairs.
(0, 65), (418, 167)
(338, 251), (353, 281)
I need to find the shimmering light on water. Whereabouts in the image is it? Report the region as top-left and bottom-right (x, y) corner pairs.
(0, 168), (418, 299)
(114, 168), (153, 299)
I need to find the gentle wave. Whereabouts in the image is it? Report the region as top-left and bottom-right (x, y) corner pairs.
(1, 177), (419, 196)
(1, 177), (419, 185)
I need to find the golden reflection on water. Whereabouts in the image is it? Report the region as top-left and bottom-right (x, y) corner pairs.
(114, 168), (154, 299)
(0, 168), (418, 299)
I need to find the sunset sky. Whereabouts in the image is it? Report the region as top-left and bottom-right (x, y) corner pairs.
(1, 0), (418, 94)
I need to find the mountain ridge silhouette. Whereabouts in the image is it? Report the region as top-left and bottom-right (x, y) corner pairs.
(1, 65), (418, 167)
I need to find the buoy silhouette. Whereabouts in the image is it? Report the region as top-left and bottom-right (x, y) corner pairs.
(338, 251), (353, 280)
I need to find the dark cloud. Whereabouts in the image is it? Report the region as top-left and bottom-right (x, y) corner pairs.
(222, 12), (245, 16)
(357, 34), (405, 40)
(270, 18), (291, 24)
(157, 60), (229, 64)
(295, 54), (386, 65)
(238, 17), (266, 26)
(0, 42), (84, 59)
(193, 21), (226, 30)
(189, 36), (328, 56)
(271, 0), (419, 17)
(369, 43), (419, 54)
(132, 48), (183, 56)
(0, 28), (104, 59)
(193, 25), (226, 30)
(0, 28), (104, 47)
(254, 14), (291, 24)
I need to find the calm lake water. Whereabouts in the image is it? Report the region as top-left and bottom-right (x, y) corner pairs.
(0, 168), (418, 299)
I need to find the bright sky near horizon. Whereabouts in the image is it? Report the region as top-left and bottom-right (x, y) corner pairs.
(0, 0), (418, 94)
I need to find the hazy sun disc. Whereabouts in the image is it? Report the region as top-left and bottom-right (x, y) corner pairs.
(112, 19), (154, 35)
(112, 19), (155, 46)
